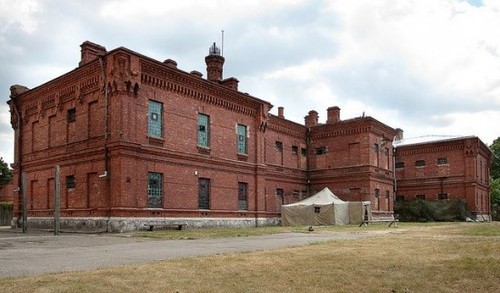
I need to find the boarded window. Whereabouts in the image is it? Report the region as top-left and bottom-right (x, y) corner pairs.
(147, 172), (162, 208)
(198, 178), (210, 209)
(238, 182), (248, 210)
(148, 100), (162, 137)
(197, 114), (210, 147)
(237, 124), (247, 154)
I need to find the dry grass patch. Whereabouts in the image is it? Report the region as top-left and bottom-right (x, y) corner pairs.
(1, 222), (499, 292)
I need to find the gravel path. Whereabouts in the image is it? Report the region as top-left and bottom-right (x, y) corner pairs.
(0, 227), (376, 278)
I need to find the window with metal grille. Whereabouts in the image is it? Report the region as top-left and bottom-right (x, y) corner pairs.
(198, 178), (210, 209)
(147, 172), (162, 208)
(237, 124), (247, 154)
(238, 182), (248, 210)
(415, 160), (426, 167)
(314, 206), (321, 213)
(66, 175), (75, 189)
(67, 108), (76, 123)
(148, 100), (163, 137)
(197, 114), (210, 147)
(437, 157), (448, 165)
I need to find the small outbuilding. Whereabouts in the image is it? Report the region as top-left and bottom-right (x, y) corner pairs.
(281, 187), (371, 226)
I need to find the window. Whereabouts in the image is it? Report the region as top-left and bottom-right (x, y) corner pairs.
(395, 162), (405, 168)
(416, 194), (425, 200)
(301, 148), (307, 156)
(374, 188), (380, 198)
(373, 143), (379, 153)
(148, 100), (163, 137)
(197, 114), (210, 147)
(66, 175), (75, 189)
(396, 195), (405, 202)
(415, 160), (426, 167)
(314, 206), (321, 213)
(147, 172), (163, 208)
(237, 124), (247, 154)
(438, 193), (448, 200)
(275, 141), (283, 151)
(385, 190), (390, 198)
(276, 188), (284, 204)
(238, 182), (248, 210)
(437, 158), (448, 165)
(198, 178), (210, 209)
(316, 146), (327, 155)
(291, 146), (298, 155)
(67, 108), (76, 123)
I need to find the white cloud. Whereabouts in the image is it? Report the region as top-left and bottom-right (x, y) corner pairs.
(0, 0), (41, 33)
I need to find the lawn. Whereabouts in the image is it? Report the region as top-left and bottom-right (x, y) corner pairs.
(1, 222), (499, 292)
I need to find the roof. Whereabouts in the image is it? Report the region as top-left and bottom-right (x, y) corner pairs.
(393, 134), (476, 147)
(283, 187), (346, 207)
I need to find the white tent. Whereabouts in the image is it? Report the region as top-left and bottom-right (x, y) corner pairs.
(281, 187), (371, 226)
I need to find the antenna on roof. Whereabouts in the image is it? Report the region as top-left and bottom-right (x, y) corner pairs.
(221, 30), (224, 57)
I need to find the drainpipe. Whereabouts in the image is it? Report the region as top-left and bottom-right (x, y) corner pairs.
(11, 100), (22, 228)
(98, 56), (111, 232)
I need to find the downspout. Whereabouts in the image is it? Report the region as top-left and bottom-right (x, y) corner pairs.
(305, 127), (311, 196)
(98, 56), (111, 232)
(11, 100), (22, 228)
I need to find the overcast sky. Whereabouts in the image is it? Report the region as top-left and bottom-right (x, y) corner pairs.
(1, 0), (499, 165)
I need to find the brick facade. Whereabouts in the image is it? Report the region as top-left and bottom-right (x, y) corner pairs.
(394, 135), (492, 219)
(6, 41), (492, 231)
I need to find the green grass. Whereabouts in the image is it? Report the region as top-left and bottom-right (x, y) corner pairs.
(1, 222), (499, 292)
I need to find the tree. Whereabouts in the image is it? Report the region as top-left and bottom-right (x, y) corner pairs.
(490, 137), (500, 179)
(0, 157), (12, 186)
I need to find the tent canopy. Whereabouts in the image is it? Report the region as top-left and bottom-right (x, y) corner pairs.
(281, 187), (371, 226)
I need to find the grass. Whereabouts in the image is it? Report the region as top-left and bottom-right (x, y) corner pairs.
(1, 222), (499, 292)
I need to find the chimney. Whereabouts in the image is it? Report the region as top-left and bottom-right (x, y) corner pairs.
(326, 106), (341, 124)
(79, 41), (107, 66)
(163, 59), (178, 68)
(278, 107), (284, 118)
(221, 77), (239, 90)
(394, 128), (404, 141)
(304, 110), (319, 127)
(205, 42), (225, 82)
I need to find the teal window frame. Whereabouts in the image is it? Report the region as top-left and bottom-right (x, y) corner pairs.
(197, 114), (210, 147)
(148, 100), (163, 137)
(237, 124), (247, 154)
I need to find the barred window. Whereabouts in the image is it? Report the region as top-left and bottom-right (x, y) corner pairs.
(147, 172), (163, 208)
(66, 175), (75, 189)
(415, 160), (426, 167)
(198, 178), (210, 209)
(238, 182), (248, 210)
(437, 157), (448, 165)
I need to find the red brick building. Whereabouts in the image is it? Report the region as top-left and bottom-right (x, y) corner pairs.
(394, 134), (492, 220)
(6, 41), (490, 231)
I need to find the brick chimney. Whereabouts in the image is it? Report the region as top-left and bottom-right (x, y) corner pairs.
(326, 106), (341, 124)
(304, 110), (319, 127)
(205, 42), (225, 82)
(79, 41), (107, 66)
(394, 128), (404, 141)
(221, 77), (239, 90)
(278, 107), (284, 118)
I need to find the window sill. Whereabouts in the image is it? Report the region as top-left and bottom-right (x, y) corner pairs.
(148, 136), (164, 147)
(197, 146), (211, 155)
(237, 153), (248, 161)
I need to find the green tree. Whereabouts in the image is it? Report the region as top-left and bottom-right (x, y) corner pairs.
(490, 137), (500, 179)
(0, 157), (12, 185)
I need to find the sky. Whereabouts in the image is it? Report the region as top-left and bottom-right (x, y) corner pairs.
(1, 0), (499, 165)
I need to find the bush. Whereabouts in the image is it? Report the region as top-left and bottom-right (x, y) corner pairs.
(394, 198), (471, 222)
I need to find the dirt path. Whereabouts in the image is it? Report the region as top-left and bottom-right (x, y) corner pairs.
(0, 228), (382, 279)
